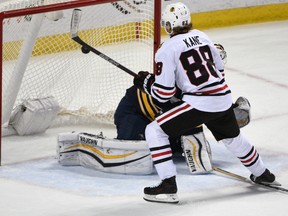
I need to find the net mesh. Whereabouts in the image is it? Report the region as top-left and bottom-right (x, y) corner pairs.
(2, 0), (156, 126)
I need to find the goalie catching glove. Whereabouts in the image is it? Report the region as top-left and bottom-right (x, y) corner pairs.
(133, 71), (155, 94)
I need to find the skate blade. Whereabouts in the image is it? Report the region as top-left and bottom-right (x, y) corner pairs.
(259, 180), (281, 187)
(143, 193), (179, 204)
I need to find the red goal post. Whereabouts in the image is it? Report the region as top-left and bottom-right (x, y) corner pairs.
(0, 0), (161, 165)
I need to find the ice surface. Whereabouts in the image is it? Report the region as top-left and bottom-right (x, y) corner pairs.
(1, 21), (288, 216)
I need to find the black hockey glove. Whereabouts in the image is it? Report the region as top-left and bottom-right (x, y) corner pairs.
(133, 71), (155, 94)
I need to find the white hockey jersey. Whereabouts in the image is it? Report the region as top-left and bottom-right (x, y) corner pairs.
(152, 29), (233, 112)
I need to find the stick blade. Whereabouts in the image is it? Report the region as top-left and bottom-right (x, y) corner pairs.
(70, 9), (82, 38)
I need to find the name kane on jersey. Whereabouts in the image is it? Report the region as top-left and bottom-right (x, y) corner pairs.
(183, 36), (202, 48)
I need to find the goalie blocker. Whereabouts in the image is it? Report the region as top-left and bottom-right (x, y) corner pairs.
(57, 131), (211, 175)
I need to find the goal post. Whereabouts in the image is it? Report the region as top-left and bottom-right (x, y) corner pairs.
(0, 0), (161, 164)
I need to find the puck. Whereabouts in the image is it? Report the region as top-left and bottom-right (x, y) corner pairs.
(81, 46), (90, 54)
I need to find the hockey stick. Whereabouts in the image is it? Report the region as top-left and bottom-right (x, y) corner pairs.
(212, 166), (288, 194)
(70, 9), (138, 78)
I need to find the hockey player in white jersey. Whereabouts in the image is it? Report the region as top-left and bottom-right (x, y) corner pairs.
(133, 2), (279, 203)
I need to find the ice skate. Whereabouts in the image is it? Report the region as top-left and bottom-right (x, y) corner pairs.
(250, 169), (281, 186)
(143, 176), (179, 204)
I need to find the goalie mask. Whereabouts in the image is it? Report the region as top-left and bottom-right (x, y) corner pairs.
(161, 2), (191, 35)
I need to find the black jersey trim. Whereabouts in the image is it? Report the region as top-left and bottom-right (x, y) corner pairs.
(183, 90), (231, 96)
(199, 78), (226, 90)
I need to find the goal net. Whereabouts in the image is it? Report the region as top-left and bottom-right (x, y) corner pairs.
(1, 0), (161, 136)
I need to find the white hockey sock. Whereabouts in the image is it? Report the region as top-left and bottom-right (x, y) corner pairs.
(222, 133), (266, 177)
(146, 121), (177, 180)
(154, 156), (177, 180)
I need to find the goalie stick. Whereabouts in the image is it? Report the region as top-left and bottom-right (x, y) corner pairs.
(212, 166), (288, 194)
(70, 9), (138, 78)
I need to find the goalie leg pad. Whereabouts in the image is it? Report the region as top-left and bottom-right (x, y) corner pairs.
(181, 132), (212, 174)
(57, 132), (80, 166)
(58, 132), (154, 174)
